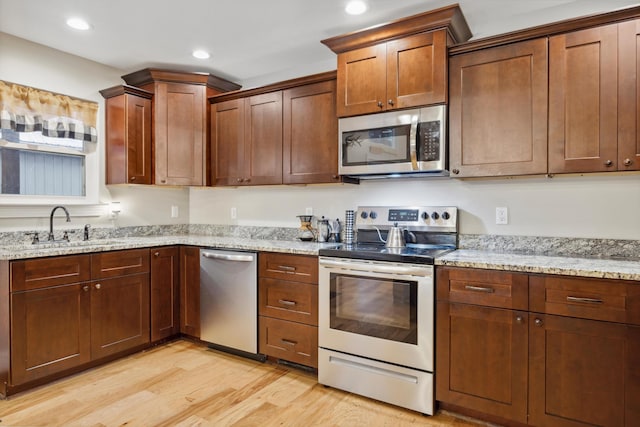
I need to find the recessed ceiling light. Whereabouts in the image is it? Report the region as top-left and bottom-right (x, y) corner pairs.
(345, 0), (368, 15)
(66, 17), (91, 31)
(192, 50), (211, 59)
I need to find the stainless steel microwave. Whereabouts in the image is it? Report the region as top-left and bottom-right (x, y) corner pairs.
(338, 105), (447, 178)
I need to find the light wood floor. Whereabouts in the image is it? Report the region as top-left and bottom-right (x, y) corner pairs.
(0, 340), (487, 426)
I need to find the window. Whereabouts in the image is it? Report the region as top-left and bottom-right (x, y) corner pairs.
(0, 80), (98, 204)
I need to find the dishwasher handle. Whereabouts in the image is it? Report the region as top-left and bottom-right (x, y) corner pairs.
(201, 251), (255, 262)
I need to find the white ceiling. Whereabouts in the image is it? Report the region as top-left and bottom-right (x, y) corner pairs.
(1, 0), (639, 88)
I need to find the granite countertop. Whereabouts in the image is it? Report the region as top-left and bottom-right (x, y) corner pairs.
(0, 235), (336, 261)
(1, 235), (638, 282)
(436, 249), (640, 281)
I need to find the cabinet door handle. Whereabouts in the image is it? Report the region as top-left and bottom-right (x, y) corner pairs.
(623, 158), (633, 166)
(161, 179), (167, 184)
(130, 176), (136, 181)
(566, 296), (603, 304)
(604, 160), (613, 167)
(451, 168), (460, 175)
(281, 339), (297, 346)
(278, 265), (296, 272)
(534, 318), (544, 327)
(278, 299), (297, 306)
(388, 99), (394, 106)
(377, 101), (384, 108)
(95, 283), (101, 290)
(515, 316), (524, 324)
(154, 252), (160, 257)
(464, 285), (495, 293)
(83, 285), (90, 292)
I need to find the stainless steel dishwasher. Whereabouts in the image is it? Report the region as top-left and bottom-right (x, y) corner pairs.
(200, 248), (262, 359)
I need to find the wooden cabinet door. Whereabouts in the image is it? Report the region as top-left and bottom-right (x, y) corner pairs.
(150, 247), (180, 342)
(244, 92), (283, 185)
(436, 302), (528, 423)
(104, 91), (152, 185)
(11, 283), (91, 385)
(90, 273), (150, 360)
(211, 98), (245, 186)
(336, 44), (387, 117)
(283, 80), (340, 184)
(449, 38), (548, 177)
(549, 24), (618, 173)
(618, 19), (640, 172)
(179, 246), (200, 338)
(387, 30), (446, 109)
(259, 317), (318, 368)
(529, 315), (640, 427)
(155, 82), (206, 185)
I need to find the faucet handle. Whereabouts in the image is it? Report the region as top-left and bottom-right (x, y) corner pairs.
(83, 224), (91, 241)
(62, 230), (76, 241)
(25, 232), (40, 244)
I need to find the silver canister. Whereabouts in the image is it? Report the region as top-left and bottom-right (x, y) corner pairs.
(344, 210), (355, 244)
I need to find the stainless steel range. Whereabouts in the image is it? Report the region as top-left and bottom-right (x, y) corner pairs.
(318, 206), (458, 415)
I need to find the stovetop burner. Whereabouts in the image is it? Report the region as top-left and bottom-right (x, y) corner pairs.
(319, 206), (459, 265)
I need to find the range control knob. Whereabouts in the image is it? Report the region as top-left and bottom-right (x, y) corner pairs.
(369, 211), (378, 219)
(442, 211), (451, 220)
(421, 212), (429, 220)
(431, 212), (440, 220)
(360, 211), (368, 219)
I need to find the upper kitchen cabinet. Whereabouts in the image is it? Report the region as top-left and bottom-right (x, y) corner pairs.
(321, 4), (471, 117)
(211, 92), (282, 186)
(448, 39), (548, 177)
(121, 69), (241, 186)
(548, 24), (619, 174)
(210, 72), (340, 186)
(100, 85), (153, 185)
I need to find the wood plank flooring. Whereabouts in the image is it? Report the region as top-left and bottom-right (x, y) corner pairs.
(0, 340), (488, 426)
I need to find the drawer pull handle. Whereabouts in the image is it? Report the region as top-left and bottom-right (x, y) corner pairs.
(464, 285), (495, 293)
(278, 265), (296, 272)
(567, 296), (603, 304)
(281, 339), (297, 346)
(278, 299), (297, 306)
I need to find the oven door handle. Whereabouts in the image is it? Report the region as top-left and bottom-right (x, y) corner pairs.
(319, 258), (431, 276)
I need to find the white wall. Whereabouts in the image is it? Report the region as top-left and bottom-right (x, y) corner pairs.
(189, 173), (640, 240)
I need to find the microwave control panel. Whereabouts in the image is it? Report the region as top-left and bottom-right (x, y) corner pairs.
(417, 121), (441, 161)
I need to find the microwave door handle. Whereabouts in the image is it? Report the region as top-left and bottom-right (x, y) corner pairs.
(410, 121), (419, 170)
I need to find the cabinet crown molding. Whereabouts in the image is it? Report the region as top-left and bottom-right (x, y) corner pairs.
(99, 84), (153, 99)
(321, 3), (471, 53)
(121, 68), (241, 93)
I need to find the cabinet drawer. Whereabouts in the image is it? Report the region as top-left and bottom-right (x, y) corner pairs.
(11, 255), (91, 291)
(530, 275), (640, 325)
(259, 278), (317, 325)
(91, 249), (150, 279)
(259, 253), (318, 284)
(259, 316), (318, 368)
(436, 267), (528, 310)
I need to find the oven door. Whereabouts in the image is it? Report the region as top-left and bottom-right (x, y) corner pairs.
(318, 257), (434, 372)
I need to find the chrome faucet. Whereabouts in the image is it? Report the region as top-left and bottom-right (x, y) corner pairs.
(48, 205), (70, 241)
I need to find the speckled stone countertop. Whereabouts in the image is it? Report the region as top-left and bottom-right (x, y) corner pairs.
(436, 250), (640, 281)
(0, 235), (337, 261)
(1, 227), (638, 282)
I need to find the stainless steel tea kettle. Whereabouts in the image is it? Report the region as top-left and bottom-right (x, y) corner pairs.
(385, 223), (406, 248)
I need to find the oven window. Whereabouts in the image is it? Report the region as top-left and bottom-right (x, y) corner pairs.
(342, 124), (411, 166)
(329, 273), (417, 344)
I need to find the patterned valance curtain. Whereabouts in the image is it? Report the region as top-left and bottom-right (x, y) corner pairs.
(0, 80), (98, 150)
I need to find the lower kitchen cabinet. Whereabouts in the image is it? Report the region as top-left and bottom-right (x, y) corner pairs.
(8, 250), (150, 390)
(150, 247), (180, 342)
(436, 267), (529, 423)
(437, 266), (640, 427)
(258, 252), (318, 368)
(10, 282), (91, 385)
(179, 246), (200, 338)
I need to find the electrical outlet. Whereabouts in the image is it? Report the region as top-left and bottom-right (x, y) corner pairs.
(170, 205), (179, 218)
(305, 207), (313, 215)
(230, 207), (237, 219)
(495, 207), (508, 225)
